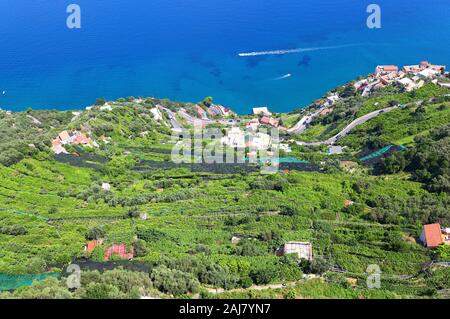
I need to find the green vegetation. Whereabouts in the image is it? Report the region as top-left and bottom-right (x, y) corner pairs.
(0, 81), (448, 299)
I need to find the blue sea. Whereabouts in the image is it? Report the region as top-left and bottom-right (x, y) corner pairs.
(0, 0), (449, 114)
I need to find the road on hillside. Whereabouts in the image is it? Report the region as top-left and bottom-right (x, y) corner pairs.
(287, 107), (325, 134)
(296, 106), (398, 146)
(158, 105), (183, 130)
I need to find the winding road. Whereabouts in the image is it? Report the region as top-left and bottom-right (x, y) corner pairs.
(295, 106), (398, 146)
(287, 107), (325, 134)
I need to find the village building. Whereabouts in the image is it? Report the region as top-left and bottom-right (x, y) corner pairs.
(252, 107), (272, 116)
(326, 93), (340, 105)
(246, 118), (260, 130)
(420, 223), (450, 248)
(354, 79), (369, 91)
(375, 65), (399, 76)
(195, 105), (208, 119)
(101, 183), (111, 191)
(51, 130), (98, 154)
(85, 239), (104, 253)
(221, 127), (246, 148)
(51, 138), (68, 155)
(417, 68), (440, 79)
(209, 104), (230, 117)
(58, 131), (72, 145)
(327, 145), (343, 155)
(248, 132), (272, 151)
(104, 244), (134, 261)
(279, 242), (313, 261)
(259, 116), (279, 127)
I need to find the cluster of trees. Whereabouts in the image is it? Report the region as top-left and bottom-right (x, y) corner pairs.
(365, 193), (450, 225)
(377, 125), (449, 193)
(0, 269), (153, 299)
(248, 175), (288, 192)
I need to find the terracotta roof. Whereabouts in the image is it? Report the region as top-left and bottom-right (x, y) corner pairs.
(377, 65), (398, 72)
(58, 131), (71, 142)
(104, 243), (134, 261)
(423, 224), (443, 248)
(73, 133), (90, 145)
(260, 116), (271, 124)
(86, 240), (99, 253)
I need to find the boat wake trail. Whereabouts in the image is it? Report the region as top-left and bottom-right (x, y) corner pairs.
(238, 43), (366, 57)
(273, 74), (292, 80)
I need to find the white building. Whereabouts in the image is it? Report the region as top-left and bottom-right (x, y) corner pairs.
(417, 68), (439, 79)
(282, 242), (313, 261)
(252, 107), (272, 116)
(249, 132), (272, 151)
(221, 127), (246, 148)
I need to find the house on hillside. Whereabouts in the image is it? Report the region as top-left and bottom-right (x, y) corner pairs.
(85, 239), (104, 253)
(278, 242), (313, 261)
(209, 104), (230, 117)
(104, 244), (134, 261)
(259, 116), (279, 127)
(417, 68), (440, 79)
(327, 145), (343, 155)
(195, 105), (208, 119)
(420, 223), (450, 248)
(253, 107), (272, 116)
(375, 65), (398, 76)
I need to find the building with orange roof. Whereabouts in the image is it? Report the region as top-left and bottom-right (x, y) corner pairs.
(85, 239), (103, 253)
(420, 224), (444, 248)
(375, 65), (398, 75)
(104, 244), (134, 261)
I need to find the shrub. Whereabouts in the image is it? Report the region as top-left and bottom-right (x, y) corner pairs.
(150, 266), (199, 296)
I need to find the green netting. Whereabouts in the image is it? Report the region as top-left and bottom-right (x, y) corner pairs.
(360, 145), (406, 161)
(0, 273), (60, 291)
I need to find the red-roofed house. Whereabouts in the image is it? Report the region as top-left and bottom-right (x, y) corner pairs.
(260, 116), (271, 125)
(260, 117), (279, 127)
(420, 224), (444, 248)
(85, 239), (103, 253)
(73, 133), (91, 145)
(58, 131), (72, 144)
(195, 105), (208, 119)
(375, 65), (399, 76)
(104, 244), (134, 261)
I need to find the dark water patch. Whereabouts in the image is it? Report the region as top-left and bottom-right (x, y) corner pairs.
(245, 55), (266, 68)
(297, 55), (311, 67)
(210, 68), (222, 78)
